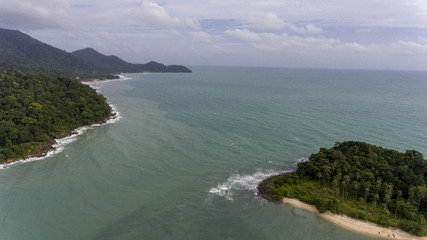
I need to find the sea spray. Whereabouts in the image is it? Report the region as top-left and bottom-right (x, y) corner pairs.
(209, 169), (292, 201)
(83, 75), (133, 88)
(208, 158), (308, 200)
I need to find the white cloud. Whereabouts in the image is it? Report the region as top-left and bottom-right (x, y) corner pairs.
(304, 24), (323, 34)
(218, 28), (427, 70)
(225, 29), (261, 42)
(255, 12), (286, 30)
(133, 1), (199, 29)
(0, 0), (72, 30)
(189, 31), (218, 44)
(251, 12), (323, 34)
(285, 23), (323, 34)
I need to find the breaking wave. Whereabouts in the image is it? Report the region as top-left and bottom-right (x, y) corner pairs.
(208, 158), (307, 201)
(209, 169), (291, 201)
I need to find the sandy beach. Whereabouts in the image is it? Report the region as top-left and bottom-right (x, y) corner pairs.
(283, 197), (427, 240)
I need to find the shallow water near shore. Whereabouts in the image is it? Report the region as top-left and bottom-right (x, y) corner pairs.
(1, 67), (427, 240)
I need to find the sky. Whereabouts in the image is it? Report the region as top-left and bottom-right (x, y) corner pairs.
(1, 0), (427, 71)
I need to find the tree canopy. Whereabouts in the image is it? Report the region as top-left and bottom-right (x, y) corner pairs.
(0, 71), (111, 161)
(259, 141), (427, 236)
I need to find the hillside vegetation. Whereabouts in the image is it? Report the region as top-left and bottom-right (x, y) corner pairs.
(0, 29), (99, 78)
(0, 71), (111, 161)
(0, 28), (191, 79)
(259, 141), (427, 236)
(73, 48), (192, 74)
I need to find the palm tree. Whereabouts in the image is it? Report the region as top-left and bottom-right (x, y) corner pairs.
(415, 185), (427, 210)
(341, 175), (351, 200)
(373, 193), (379, 209)
(382, 203), (390, 215)
(316, 172), (323, 186)
(322, 166), (331, 185)
(352, 181), (360, 201)
(408, 186), (416, 206)
(332, 177), (340, 198)
(395, 190), (402, 219)
(382, 183), (393, 213)
(375, 177), (382, 197)
(364, 182), (371, 203)
(332, 172), (342, 198)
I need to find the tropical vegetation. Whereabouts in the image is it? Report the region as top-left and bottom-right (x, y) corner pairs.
(0, 28), (191, 80)
(0, 71), (112, 161)
(258, 141), (427, 236)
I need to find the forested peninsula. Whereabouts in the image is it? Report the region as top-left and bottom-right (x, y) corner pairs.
(0, 27), (192, 164)
(0, 71), (112, 163)
(258, 141), (427, 236)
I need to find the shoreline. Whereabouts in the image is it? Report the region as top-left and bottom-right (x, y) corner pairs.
(283, 197), (427, 240)
(1, 107), (119, 169)
(82, 74), (132, 84)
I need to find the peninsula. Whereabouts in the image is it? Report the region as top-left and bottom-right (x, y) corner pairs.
(258, 141), (427, 237)
(0, 71), (113, 164)
(0, 27), (191, 164)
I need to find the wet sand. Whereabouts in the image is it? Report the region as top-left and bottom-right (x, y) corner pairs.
(283, 197), (427, 240)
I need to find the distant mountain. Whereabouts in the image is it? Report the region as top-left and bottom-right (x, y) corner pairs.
(0, 28), (97, 78)
(0, 28), (191, 79)
(72, 48), (191, 73)
(72, 48), (131, 73)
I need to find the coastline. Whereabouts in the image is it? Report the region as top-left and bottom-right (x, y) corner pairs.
(283, 197), (427, 240)
(1, 106), (119, 169)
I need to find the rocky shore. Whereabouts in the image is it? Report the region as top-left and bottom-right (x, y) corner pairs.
(1, 111), (117, 168)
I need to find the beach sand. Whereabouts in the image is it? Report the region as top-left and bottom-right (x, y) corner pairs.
(283, 197), (427, 240)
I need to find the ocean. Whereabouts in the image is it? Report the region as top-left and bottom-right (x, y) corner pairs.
(0, 66), (426, 240)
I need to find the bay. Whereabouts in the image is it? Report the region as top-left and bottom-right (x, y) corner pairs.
(1, 67), (426, 239)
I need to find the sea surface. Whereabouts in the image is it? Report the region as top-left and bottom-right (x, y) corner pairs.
(1, 67), (427, 240)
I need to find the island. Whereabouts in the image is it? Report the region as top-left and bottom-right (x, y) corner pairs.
(258, 141), (427, 237)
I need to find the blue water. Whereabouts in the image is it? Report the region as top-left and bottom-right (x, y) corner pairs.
(0, 67), (426, 239)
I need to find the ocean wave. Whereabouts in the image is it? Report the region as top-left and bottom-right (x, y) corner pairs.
(208, 169), (292, 201)
(208, 158), (308, 201)
(0, 103), (120, 170)
(117, 74), (132, 80)
(93, 104), (121, 125)
(0, 126), (88, 170)
(83, 75), (133, 89)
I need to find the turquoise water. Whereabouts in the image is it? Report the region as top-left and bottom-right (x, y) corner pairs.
(1, 67), (427, 239)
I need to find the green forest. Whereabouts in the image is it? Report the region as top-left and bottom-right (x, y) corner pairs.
(0, 71), (111, 161)
(0, 28), (191, 80)
(259, 141), (427, 236)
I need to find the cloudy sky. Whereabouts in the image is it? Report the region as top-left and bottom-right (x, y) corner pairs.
(1, 0), (427, 71)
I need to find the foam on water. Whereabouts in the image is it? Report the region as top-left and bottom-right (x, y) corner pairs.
(94, 104), (121, 125)
(209, 158), (308, 201)
(209, 169), (292, 201)
(0, 126), (88, 170)
(117, 74), (132, 80)
(83, 75), (134, 92)
(83, 79), (122, 125)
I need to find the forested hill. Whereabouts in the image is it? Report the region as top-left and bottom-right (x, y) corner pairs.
(259, 141), (427, 236)
(72, 48), (192, 73)
(0, 71), (112, 162)
(0, 28), (98, 78)
(0, 28), (191, 79)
